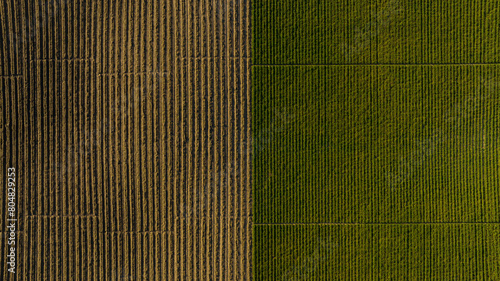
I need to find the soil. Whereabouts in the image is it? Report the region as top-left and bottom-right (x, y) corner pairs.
(0, 0), (251, 279)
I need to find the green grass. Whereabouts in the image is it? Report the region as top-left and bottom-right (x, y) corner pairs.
(253, 1), (500, 279)
(253, 0), (500, 65)
(254, 65), (500, 225)
(253, 65), (500, 279)
(255, 225), (500, 280)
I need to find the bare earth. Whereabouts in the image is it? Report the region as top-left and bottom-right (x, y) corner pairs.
(0, 0), (251, 280)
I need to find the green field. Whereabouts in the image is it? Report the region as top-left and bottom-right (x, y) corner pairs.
(255, 225), (500, 280)
(253, 0), (500, 65)
(253, 1), (500, 280)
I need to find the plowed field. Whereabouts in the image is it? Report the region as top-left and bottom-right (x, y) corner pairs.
(0, 0), (251, 280)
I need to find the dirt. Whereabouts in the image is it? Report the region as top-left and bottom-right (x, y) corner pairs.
(0, 0), (251, 279)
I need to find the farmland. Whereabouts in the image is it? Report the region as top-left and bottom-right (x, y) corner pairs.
(254, 0), (500, 280)
(1, 0), (251, 280)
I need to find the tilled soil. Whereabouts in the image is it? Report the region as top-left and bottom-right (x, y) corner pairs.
(0, 0), (251, 280)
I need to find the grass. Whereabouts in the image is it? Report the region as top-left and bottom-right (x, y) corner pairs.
(253, 66), (500, 280)
(253, 1), (500, 279)
(254, 65), (500, 225)
(253, 0), (500, 65)
(255, 224), (500, 280)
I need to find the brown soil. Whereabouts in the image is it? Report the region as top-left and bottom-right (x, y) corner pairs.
(0, 0), (251, 280)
